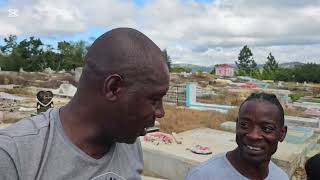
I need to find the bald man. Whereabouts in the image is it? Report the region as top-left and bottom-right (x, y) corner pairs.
(0, 28), (170, 180)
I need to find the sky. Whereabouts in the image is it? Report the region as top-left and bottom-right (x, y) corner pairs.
(0, 0), (320, 66)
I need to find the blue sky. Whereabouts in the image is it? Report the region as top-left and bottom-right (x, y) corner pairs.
(0, 0), (319, 65)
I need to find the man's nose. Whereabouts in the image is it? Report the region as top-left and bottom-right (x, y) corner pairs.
(155, 101), (165, 118)
(246, 126), (263, 140)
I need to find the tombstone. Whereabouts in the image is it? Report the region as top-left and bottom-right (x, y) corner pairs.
(3, 77), (9, 85)
(36, 91), (54, 114)
(43, 67), (54, 74)
(75, 67), (83, 82)
(186, 83), (197, 105)
(58, 69), (66, 74)
(0, 111), (3, 123)
(19, 67), (24, 72)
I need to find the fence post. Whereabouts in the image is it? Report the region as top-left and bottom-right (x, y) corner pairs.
(176, 86), (178, 105)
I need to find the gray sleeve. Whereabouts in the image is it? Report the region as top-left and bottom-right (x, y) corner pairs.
(184, 168), (218, 180)
(0, 148), (19, 180)
(184, 169), (204, 180)
(136, 138), (144, 166)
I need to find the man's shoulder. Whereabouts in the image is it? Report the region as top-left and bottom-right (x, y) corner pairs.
(0, 110), (52, 138)
(196, 152), (226, 168)
(269, 161), (290, 179)
(117, 138), (143, 155)
(185, 153), (228, 179)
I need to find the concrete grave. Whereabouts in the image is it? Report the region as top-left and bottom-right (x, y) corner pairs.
(0, 92), (26, 102)
(142, 128), (320, 179)
(285, 116), (320, 128)
(52, 83), (77, 97)
(75, 67), (83, 82)
(0, 111), (3, 123)
(0, 123), (12, 129)
(43, 67), (55, 74)
(186, 83), (236, 112)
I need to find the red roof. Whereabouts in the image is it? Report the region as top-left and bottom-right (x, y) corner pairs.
(215, 64), (233, 68)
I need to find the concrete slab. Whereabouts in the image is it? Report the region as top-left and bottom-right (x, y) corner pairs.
(285, 116), (319, 128)
(0, 84), (21, 89)
(142, 128), (236, 180)
(293, 102), (320, 109)
(141, 176), (167, 180)
(142, 128), (320, 180)
(52, 83), (77, 97)
(0, 123), (12, 129)
(219, 121), (236, 132)
(286, 126), (314, 144)
(0, 92), (26, 101)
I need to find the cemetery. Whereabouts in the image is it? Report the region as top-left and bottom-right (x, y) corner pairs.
(0, 69), (319, 180)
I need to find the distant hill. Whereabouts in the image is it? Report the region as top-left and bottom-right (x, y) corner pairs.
(172, 61), (304, 72)
(279, 62), (304, 68)
(171, 63), (213, 72)
(245, 62), (304, 69)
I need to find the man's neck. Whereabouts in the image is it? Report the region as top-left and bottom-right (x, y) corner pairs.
(59, 101), (114, 159)
(226, 149), (270, 180)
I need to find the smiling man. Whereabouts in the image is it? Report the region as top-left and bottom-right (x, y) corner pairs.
(0, 28), (169, 180)
(185, 93), (289, 180)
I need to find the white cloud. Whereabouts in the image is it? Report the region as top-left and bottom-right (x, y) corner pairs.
(0, 0), (320, 65)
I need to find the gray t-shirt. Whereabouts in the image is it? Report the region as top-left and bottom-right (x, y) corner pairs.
(185, 153), (289, 180)
(0, 108), (143, 180)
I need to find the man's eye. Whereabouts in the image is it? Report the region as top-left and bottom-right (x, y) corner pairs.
(263, 126), (275, 133)
(239, 122), (249, 129)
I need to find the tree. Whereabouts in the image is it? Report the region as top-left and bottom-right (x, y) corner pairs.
(57, 40), (87, 70)
(293, 63), (320, 83)
(235, 45), (257, 76)
(274, 68), (294, 82)
(15, 37), (44, 71)
(262, 52), (278, 80)
(171, 67), (192, 73)
(42, 45), (60, 71)
(0, 35), (90, 72)
(162, 49), (171, 72)
(0, 35), (18, 55)
(264, 53), (278, 71)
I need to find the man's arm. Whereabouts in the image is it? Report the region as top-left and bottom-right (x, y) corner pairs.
(0, 148), (19, 180)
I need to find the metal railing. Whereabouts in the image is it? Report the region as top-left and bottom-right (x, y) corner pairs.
(163, 84), (186, 106)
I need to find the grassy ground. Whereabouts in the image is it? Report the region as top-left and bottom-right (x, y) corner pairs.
(159, 104), (238, 133)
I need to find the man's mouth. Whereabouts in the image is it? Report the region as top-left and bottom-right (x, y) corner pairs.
(246, 145), (263, 151)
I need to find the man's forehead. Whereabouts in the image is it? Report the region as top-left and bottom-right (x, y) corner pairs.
(238, 100), (281, 123)
(240, 100), (278, 111)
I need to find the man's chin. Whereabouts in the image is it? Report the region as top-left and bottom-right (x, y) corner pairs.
(118, 137), (138, 144)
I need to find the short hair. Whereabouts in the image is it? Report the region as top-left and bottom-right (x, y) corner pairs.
(305, 153), (320, 180)
(239, 92), (285, 127)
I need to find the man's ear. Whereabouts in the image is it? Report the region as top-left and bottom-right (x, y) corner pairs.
(279, 125), (287, 142)
(103, 74), (124, 101)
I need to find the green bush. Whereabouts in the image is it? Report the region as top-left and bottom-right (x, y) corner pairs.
(289, 93), (304, 102)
